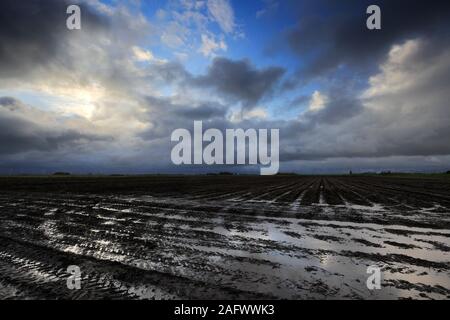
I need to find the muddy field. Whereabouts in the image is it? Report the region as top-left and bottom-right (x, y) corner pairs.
(0, 175), (449, 300)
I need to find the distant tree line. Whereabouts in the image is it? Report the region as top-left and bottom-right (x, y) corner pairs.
(53, 172), (71, 176)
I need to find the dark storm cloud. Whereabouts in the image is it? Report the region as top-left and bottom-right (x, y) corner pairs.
(267, 0), (450, 166)
(139, 96), (229, 140)
(178, 103), (227, 120)
(279, 34), (450, 162)
(0, 0), (108, 77)
(193, 57), (285, 109)
(280, 91), (364, 148)
(0, 97), (109, 155)
(307, 91), (363, 126)
(285, 0), (450, 83)
(148, 58), (286, 109)
(149, 62), (191, 84)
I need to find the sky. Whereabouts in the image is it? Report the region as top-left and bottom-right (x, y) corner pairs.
(0, 0), (450, 174)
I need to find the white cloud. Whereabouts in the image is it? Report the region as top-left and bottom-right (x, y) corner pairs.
(85, 0), (115, 16)
(180, 0), (205, 11)
(161, 21), (189, 48)
(156, 9), (167, 20)
(363, 39), (422, 100)
(256, 0), (279, 18)
(207, 0), (235, 33)
(132, 46), (167, 64)
(198, 34), (227, 57)
(308, 90), (327, 112)
(230, 107), (268, 122)
(132, 46), (154, 61)
(154, 0), (240, 60)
